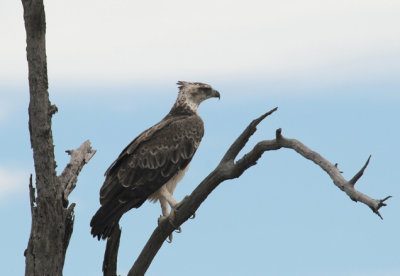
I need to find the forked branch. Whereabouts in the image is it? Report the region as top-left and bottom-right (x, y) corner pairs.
(126, 107), (389, 276)
(22, 1), (96, 274)
(59, 140), (97, 205)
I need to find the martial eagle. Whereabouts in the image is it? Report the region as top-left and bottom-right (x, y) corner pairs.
(90, 81), (220, 240)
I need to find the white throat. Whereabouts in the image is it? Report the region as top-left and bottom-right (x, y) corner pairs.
(177, 93), (199, 114)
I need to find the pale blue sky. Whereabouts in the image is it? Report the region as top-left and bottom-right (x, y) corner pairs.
(1, 1), (400, 275)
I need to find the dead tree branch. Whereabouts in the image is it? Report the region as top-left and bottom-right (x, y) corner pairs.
(127, 107), (390, 276)
(273, 129), (390, 218)
(59, 140), (97, 205)
(22, 0), (96, 275)
(103, 225), (122, 276)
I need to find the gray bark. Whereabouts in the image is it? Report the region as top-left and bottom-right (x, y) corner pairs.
(22, 0), (96, 275)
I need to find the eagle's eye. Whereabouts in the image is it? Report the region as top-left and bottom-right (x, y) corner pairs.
(199, 87), (211, 93)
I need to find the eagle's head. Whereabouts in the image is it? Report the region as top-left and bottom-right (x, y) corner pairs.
(175, 81), (220, 114)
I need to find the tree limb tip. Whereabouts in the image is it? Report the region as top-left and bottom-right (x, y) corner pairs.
(371, 195), (391, 220)
(220, 107), (277, 163)
(49, 104), (58, 116)
(275, 128), (282, 138)
(252, 107), (278, 127)
(81, 140), (97, 163)
(60, 140), (96, 201)
(349, 155), (372, 186)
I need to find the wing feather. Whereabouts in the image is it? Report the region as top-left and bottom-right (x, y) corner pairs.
(91, 115), (204, 239)
(99, 115), (204, 207)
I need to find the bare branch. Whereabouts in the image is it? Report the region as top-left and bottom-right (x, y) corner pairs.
(372, 196), (392, 219)
(274, 131), (390, 217)
(129, 216), (177, 276)
(103, 226), (122, 276)
(220, 107), (278, 164)
(128, 108), (389, 275)
(59, 140), (96, 203)
(349, 155), (371, 186)
(49, 104), (58, 116)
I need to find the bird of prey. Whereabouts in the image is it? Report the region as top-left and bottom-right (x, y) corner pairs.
(90, 81), (220, 240)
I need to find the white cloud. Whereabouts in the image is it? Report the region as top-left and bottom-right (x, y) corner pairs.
(0, 166), (29, 199)
(2, 0), (400, 83)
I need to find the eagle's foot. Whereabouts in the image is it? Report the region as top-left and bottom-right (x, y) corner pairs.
(171, 195), (196, 220)
(171, 195), (189, 213)
(158, 215), (180, 229)
(158, 215), (181, 243)
(158, 215), (168, 225)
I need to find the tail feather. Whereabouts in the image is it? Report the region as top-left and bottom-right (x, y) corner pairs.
(90, 201), (126, 240)
(90, 196), (146, 240)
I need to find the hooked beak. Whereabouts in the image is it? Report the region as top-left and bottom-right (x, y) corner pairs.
(212, 89), (220, 100)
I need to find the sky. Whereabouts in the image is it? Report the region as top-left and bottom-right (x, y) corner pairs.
(1, 0), (400, 275)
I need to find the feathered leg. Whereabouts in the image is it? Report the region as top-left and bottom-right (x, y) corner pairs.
(157, 186), (181, 242)
(159, 185), (178, 207)
(160, 197), (170, 217)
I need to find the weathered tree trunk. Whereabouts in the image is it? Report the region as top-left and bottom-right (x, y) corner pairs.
(22, 1), (65, 274)
(22, 1), (95, 275)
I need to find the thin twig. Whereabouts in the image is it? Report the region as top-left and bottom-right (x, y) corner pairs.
(349, 155), (371, 186)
